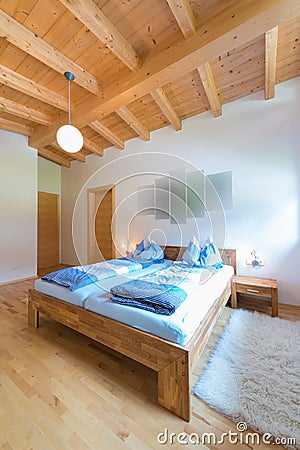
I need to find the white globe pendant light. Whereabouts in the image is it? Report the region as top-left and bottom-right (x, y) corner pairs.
(56, 124), (83, 153)
(56, 72), (83, 153)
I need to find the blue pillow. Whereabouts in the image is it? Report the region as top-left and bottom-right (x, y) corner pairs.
(134, 236), (151, 256)
(199, 238), (223, 268)
(136, 242), (164, 263)
(182, 236), (201, 266)
(130, 239), (164, 263)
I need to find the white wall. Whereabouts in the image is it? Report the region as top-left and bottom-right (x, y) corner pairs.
(61, 77), (300, 306)
(0, 130), (37, 282)
(38, 156), (61, 194)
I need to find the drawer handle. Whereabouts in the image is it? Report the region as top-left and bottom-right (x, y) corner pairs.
(246, 288), (259, 293)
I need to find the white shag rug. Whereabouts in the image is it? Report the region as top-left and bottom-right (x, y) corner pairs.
(193, 309), (300, 448)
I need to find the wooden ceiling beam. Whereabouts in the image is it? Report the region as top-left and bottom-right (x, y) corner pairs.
(265, 26), (278, 100)
(50, 142), (86, 162)
(30, 0), (300, 149)
(0, 9), (101, 95)
(166, 0), (196, 39)
(89, 121), (124, 149)
(38, 148), (71, 167)
(0, 65), (68, 111)
(150, 88), (181, 130)
(116, 106), (150, 141)
(72, 0), (300, 123)
(58, 0), (141, 71)
(197, 63), (222, 117)
(0, 97), (52, 125)
(0, 117), (34, 136)
(82, 137), (104, 157)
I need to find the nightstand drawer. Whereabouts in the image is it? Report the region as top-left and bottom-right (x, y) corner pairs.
(234, 283), (272, 298)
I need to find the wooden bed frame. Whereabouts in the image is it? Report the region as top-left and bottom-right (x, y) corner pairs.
(28, 247), (236, 421)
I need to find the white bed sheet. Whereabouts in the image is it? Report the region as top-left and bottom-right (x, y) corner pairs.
(35, 262), (233, 346)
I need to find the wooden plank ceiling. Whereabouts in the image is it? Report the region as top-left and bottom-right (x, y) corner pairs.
(0, 0), (299, 166)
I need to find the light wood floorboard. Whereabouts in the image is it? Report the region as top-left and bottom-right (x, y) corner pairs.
(0, 279), (298, 449)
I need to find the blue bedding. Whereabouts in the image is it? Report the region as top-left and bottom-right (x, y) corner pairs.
(42, 258), (150, 291)
(129, 238), (164, 264)
(118, 257), (151, 269)
(41, 267), (102, 291)
(110, 279), (187, 315)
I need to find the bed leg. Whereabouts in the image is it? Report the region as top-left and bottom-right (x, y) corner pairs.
(28, 292), (39, 328)
(158, 354), (190, 421)
(231, 282), (237, 309)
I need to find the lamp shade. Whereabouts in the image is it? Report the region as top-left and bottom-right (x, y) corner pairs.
(56, 124), (84, 153)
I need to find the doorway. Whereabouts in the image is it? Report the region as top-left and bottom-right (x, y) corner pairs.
(38, 191), (59, 269)
(88, 186), (116, 263)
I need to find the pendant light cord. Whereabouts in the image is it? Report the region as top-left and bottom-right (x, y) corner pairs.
(68, 79), (71, 125)
(57, 72), (83, 153)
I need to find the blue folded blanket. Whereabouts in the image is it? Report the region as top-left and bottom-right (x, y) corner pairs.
(110, 279), (187, 315)
(41, 267), (100, 291)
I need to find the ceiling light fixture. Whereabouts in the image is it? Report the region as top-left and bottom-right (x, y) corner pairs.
(56, 71), (83, 153)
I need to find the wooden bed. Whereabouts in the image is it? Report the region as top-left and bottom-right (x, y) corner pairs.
(28, 246), (236, 421)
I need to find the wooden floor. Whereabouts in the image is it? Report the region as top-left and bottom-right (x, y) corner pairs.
(0, 276), (299, 449)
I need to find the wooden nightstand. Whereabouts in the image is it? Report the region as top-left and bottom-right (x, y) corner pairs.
(231, 275), (278, 317)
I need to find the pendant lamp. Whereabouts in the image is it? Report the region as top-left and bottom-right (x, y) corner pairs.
(56, 71), (83, 153)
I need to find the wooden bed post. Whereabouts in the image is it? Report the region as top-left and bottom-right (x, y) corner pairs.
(158, 353), (190, 421)
(28, 291), (39, 328)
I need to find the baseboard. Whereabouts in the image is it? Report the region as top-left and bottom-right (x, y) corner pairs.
(0, 275), (38, 287)
(279, 302), (300, 312)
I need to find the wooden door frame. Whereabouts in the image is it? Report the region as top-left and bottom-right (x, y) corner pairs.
(87, 185), (116, 264)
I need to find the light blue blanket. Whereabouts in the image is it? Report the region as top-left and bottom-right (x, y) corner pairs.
(42, 258), (149, 291)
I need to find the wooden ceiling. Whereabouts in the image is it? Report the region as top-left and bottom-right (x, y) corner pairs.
(0, 0), (299, 167)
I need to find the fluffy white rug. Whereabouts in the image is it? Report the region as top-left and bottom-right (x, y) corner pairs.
(193, 309), (300, 448)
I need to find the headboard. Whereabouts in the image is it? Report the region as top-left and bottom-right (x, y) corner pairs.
(163, 246), (236, 274)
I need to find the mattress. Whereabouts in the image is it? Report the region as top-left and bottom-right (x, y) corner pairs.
(34, 261), (233, 346)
